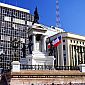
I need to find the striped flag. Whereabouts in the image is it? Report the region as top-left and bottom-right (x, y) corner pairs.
(52, 36), (61, 47)
(47, 36), (62, 48)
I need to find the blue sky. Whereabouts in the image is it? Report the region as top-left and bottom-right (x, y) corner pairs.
(0, 0), (85, 36)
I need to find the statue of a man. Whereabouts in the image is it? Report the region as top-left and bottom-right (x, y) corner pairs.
(28, 40), (33, 54)
(11, 38), (20, 61)
(32, 7), (39, 24)
(48, 38), (54, 56)
(21, 43), (26, 58)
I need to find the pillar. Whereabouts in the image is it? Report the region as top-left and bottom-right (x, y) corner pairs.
(32, 34), (36, 51)
(42, 35), (46, 52)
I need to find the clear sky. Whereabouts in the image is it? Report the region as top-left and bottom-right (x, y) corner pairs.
(0, 0), (85, 36)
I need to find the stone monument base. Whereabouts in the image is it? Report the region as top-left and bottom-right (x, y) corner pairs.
(12, 61), (20, 72)
(79, 64), (85, 72)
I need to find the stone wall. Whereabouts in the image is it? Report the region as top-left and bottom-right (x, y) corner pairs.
(6, 70), (85, 85)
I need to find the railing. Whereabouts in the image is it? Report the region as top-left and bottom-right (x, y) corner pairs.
(20, 65), (54, 70)
(55, 66), (80, 70)
(20, 64), (80, 70)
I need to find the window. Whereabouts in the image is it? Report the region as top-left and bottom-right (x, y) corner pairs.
(77, 41), (78, 44)
(80, 42), (81, 44)
(63, 54), (66, 56)
(63, 45), (66, 50)
(63, 40), (65, 42)
(70, 40), (72, 43)
(83, 42), (84, 45)
(74, 40), (75, 43)
(64, 57), (66, 65)
(27, 14), (30, 20)
(29, 59), (30, 61)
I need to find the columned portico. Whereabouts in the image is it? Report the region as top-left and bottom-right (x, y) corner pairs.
(27, 23), (55, 67)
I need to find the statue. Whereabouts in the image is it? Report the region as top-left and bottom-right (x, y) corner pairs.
(28, 35), (33, 54)
(11, 38), (20, 61)
(22, 43), (26, 58)
(32, 7), (39, 24)
(48, 38), (54, 56)
(28, 40), (33, 54)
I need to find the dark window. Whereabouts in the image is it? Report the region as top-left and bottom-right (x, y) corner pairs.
(63, 45), (66, 50)
(80, 42), (81, 44)
(63, 54), (66, 56)
(74, 45), (76, 50)
(36, 34), (41, 41)
(64, 57), (66, 65)
(77, 41), (78, 44)
(63, 40), (65, 42)
(70, 40), (72, 43)
(74, 40), (75, 43)
(83, 42), (84, 45)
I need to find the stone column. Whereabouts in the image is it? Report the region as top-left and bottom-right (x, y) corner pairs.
(73, 45), (75, 66)
(32, 34), (36, 51)
(76, 46), (79, 66)
(42, 35), (46, 52)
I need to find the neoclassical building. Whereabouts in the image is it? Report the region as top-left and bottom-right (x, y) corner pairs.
(48, 32), (85, 67)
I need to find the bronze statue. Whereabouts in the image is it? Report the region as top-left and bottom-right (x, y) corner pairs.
(32, 7), (39, 24)
(11, 38), (20, 61)
(22, 43), (26, 58)
(28, 35), (33, 54)
(48, 38), (53, 56)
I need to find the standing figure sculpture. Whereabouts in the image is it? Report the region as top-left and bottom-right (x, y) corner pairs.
(22, 43), (26, 58)
(32, 7), (39, 24)
(48, 38), (54, 56)
(11, 38), (20, 61)
(28, 35), (33, 54)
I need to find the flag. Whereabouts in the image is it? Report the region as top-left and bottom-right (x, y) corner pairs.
(52, 36), (61, 47)
(48, 43), (51, 49)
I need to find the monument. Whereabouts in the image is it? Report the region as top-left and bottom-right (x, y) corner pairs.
(27, 23), (55, 68)
(11, 38), (20, 72)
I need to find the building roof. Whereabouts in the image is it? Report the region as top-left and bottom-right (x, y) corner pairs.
(49, 32), (85, 41)
(0, 2), (30, 13)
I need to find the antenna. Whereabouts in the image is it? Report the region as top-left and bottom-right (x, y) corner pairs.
(56, 0), (60, 28)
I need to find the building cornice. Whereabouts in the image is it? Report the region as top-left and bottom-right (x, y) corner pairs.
(0, 2), (30, 13)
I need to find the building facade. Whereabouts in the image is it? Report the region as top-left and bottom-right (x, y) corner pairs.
(0, 3), (34, 70)
(48, 32), (85, 67)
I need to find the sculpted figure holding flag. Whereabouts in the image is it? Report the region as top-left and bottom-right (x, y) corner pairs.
(47, 36), (62, 56)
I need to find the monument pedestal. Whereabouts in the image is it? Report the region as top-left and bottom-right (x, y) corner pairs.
(79, 64), (85, 72)
(12, 61), (20, 72)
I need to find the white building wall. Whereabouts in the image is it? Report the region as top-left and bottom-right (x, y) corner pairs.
(0, 2), (30, 13)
